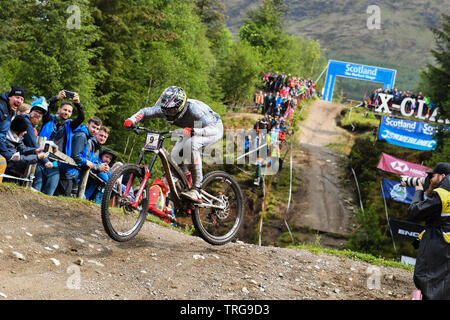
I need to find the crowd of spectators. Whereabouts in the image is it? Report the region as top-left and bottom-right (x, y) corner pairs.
(0, 86), (117, 205)
(254, 71), (317, 116)
(366, 87), (437, 117)
(248, 72), (316, 186)
(0, 85), (184, 226)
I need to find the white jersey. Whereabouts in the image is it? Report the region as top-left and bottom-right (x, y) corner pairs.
(128, 99), (221, 136)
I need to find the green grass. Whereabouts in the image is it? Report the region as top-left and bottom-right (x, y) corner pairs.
(339, 105), (380, 131)
(290, 243), (414, 271)
(327, 141), (349, 154)
(222, 112), (260, 130)
(0, 182), (96, 206)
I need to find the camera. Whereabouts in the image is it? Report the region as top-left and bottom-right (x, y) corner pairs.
(400, 175), (431, 190)
(64, 90), (75, 99)
(43, 140), (57, 153)
(400, 176), (424, 187)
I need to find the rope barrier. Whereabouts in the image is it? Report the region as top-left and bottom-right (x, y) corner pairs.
(0, 173), (33, 183)
(314, 66), (328, 84)
(235, 143), (267, 161)
(284, 139), (295, 244)
(232, 163), (254, 178)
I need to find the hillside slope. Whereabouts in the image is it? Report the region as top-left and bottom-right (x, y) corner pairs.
(221, 0), (450, 90)
(0, 184), (415, 301)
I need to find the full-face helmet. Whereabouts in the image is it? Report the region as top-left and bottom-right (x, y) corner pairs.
(156, 86), (187, 119)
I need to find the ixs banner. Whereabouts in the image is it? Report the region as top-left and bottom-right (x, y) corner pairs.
(378, 116), (438, 150)
(377, 153), (431, 178)
(381, 178), (415, 204)
(374, 93), (449, 124)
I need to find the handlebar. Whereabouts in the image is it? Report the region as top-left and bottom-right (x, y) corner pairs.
(130, 126), (172, 135)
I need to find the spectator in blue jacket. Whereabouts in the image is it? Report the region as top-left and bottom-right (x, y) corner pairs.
(85, 147), (116, 203)
(33, 90), (84, 196)
(86, 125), (109, 173)
(60, 116), (102, 197)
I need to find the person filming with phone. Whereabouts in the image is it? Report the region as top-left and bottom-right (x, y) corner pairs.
(32, 90), (85, 196)
(407, 162), (450, 300)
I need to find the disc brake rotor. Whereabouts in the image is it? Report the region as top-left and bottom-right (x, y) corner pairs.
(215, 195), (230, 220)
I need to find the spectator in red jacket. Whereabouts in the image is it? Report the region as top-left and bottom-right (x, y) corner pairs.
(147, 177), (176, 224)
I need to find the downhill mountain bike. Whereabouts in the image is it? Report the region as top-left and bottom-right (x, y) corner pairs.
(101, 126), (244, 245)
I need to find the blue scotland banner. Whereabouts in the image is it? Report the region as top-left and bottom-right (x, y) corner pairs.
(378, 116), (438, 150)
(323, 60), (396, 102)
(381, 178), (415, 204)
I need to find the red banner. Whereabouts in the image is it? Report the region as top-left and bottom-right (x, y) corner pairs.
(377, 153), (431, 178)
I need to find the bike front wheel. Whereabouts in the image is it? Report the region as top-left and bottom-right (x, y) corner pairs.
(101, 164), (149, 242)
(192, 171), (244, 245)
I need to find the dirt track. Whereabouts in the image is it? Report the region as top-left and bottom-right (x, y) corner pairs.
(291, 100), (354, 235)
(0, 185), (414, 301)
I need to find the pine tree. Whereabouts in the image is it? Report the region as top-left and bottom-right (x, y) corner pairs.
(219, 40), (262, 105)
(90, 0), (221, 159)
(0, 0), (99, 114)
(420, 14), (450, 118)
(194, 0), (233, 103)
(420, 14), (450, 164)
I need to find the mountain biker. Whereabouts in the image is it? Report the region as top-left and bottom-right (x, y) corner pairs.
(123, 86), (223, 203)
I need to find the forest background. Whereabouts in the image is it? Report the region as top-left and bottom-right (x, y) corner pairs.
(0, 0), (326, 160)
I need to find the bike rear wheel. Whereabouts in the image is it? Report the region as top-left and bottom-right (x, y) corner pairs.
(192, 171), (244, 245)
(101, 164), (149, 242)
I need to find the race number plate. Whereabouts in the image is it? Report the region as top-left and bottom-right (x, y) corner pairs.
(144, 133), (160, 150)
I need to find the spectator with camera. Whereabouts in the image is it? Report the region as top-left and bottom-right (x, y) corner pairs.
(32, 90), (85, 196)
(407, 162), (450, 300)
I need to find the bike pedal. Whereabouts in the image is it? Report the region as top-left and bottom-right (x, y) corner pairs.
(180, 193), (203, 204)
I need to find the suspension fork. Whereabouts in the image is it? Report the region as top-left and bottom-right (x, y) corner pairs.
(130, 166), (151, 209)
(128, 151), (159, 209)
(120, 168), (150, 209)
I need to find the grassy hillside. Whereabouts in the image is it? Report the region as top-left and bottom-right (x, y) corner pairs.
(222, 0), (450, 95)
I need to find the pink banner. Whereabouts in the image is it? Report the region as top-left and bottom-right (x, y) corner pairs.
(377, 153), (431, 178)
